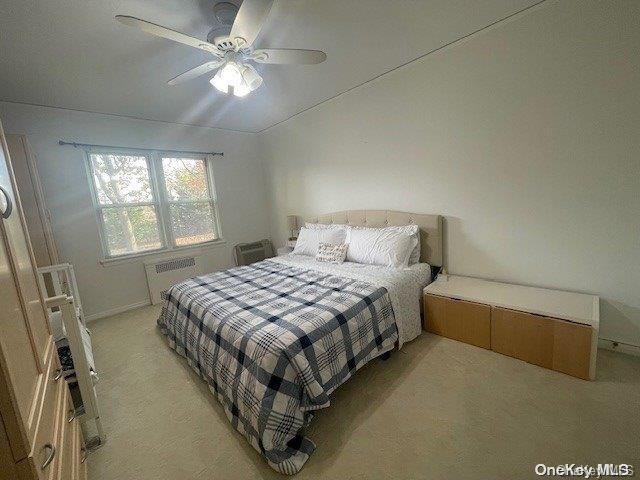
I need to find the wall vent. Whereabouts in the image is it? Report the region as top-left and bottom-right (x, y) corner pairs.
(145, 256), (198, 305)
(155, 257), (196, 274)
(234, 239), (274, 266)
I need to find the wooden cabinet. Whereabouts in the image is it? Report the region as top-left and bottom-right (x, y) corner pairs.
(491, 307), (593, 380)
(5, 134), (58, 268)
(424, 294), (491, 349)
(0, 120), (84, 479)
(424, 275), (599, 380)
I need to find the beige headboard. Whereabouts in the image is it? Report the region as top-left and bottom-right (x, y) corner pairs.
(302, 210), (444, 267)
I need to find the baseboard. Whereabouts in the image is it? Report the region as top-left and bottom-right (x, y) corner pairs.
(598, 338), (640, 357)
(84, 300), (151, 322)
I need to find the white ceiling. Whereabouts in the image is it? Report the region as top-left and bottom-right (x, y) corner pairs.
(0, 0), (539, 133)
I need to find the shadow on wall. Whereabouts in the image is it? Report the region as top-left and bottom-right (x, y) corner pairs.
(599, 301), (640, 347)
(444, 216), (513, 277)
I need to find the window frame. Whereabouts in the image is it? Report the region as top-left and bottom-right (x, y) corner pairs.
(84, 148), (224, 262)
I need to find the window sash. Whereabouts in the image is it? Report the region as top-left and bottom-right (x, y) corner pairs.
(86, 149), (222, 260)
(156, 155), (218, 248)
(167, 201), (218, 246)
(159, 156), (214, 202)
(89, 153), (156, 207)
(98, 204), (165, 257)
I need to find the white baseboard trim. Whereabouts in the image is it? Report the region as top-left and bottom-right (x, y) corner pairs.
(85, 300), (151, 322)
(598, 338), (640, 357)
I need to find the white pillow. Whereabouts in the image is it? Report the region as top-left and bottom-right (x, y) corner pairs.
(293, 226), (347, 257)
(345, 227), (415, 268)
(304, 222), (350, 230)
(387, 225), (420, 264)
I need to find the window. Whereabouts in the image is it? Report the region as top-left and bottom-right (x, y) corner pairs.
(161, 157), (218, 247)
(87, 150), (221, 259)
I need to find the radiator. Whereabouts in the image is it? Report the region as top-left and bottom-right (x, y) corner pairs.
(144, 256), (197, 305)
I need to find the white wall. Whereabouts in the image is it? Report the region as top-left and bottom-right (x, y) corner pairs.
(260, 1), (640, 346)
(0, 102), (269, 319)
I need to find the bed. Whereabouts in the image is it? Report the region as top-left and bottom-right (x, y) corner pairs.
(157, 210), (443, 474)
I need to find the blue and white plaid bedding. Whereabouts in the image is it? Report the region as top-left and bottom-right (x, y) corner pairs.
(157, 259), (398, 474)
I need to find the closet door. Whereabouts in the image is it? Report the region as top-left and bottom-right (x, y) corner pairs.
(0, 121), (52, 459)
(5, 135), (59, 267)
(0, 128), (50, 360)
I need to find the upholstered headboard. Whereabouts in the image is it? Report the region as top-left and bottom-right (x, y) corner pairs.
(302, 210), (444, 267)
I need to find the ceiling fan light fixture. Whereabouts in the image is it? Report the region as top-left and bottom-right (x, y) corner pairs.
(210, 69), (229, 93)
(211, 61), (263, 97)
(240, 64), (263, 91)
(219, 61), (243, 88)
(233, 82), (251, 97)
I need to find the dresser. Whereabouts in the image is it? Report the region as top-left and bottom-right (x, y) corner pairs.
(0, 120), (87, 479)
(424, 275), (599, 380)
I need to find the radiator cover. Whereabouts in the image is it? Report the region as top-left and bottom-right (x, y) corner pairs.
(144, 256), (197, 304)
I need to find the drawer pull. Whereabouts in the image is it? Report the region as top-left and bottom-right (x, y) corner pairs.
(68, 409), (76, 423)
(40, 443), (56, 470)
(81, 446), (87, 464)
(53, 368), (63, 381)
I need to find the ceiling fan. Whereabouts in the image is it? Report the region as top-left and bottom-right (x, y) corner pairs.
(116, 0), (327, 97)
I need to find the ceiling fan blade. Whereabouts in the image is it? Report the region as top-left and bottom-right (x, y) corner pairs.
(115, 15), (222, 56)
(229, 0), (274, 49)
(167, 60), (224, 86)
(251, 49), (327, 65)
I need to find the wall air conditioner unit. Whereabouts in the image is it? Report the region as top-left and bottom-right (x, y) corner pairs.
(144, 256), (198, 305)
(234, 239), (274, 266)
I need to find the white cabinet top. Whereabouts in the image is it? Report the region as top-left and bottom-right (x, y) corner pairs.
(425, 275), (599, 328)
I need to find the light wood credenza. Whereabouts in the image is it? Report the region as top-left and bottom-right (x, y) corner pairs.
(424, 275), (599, 380)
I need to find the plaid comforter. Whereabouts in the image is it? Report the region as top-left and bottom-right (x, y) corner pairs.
(157, 259), (398, 474)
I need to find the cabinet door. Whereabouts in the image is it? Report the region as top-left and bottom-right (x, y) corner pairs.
(5, 135), (58, 267)
(491, 307), (593, 379)
(424, 294), (491, 349)
(0, 121), (51, 459)
(0, 129), (50, 359)
(491, 307), (554, 369)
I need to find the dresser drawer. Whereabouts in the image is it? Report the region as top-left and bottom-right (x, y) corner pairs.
(424, 294), (491, 349)
(30, 346), (64, 480)
(0, 412), (19, 480)
(72, 421), (87, 480)
(54, 387), (77, 480)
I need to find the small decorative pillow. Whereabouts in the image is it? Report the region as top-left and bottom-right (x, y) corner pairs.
(315, 243), (348, 263)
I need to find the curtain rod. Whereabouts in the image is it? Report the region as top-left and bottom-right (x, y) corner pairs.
(58, 140), (223, 156)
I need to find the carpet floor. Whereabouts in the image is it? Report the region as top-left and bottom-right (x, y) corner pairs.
(87, 305), (639, 480)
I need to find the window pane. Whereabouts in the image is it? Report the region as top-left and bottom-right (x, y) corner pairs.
(162, 157), (210, 200)
(90, 153), (153, 204)
(169, 202), (217, 246)
(101, 206), (162, 256)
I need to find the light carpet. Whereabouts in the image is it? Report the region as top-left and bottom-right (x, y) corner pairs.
(87, 305), (640, 480)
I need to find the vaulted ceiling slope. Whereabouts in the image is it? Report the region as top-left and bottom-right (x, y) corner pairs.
(0, 0), (540, 133)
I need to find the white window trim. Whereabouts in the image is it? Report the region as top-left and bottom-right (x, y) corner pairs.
(84, 148), (224, 264)
(97, 239), (227, 266)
